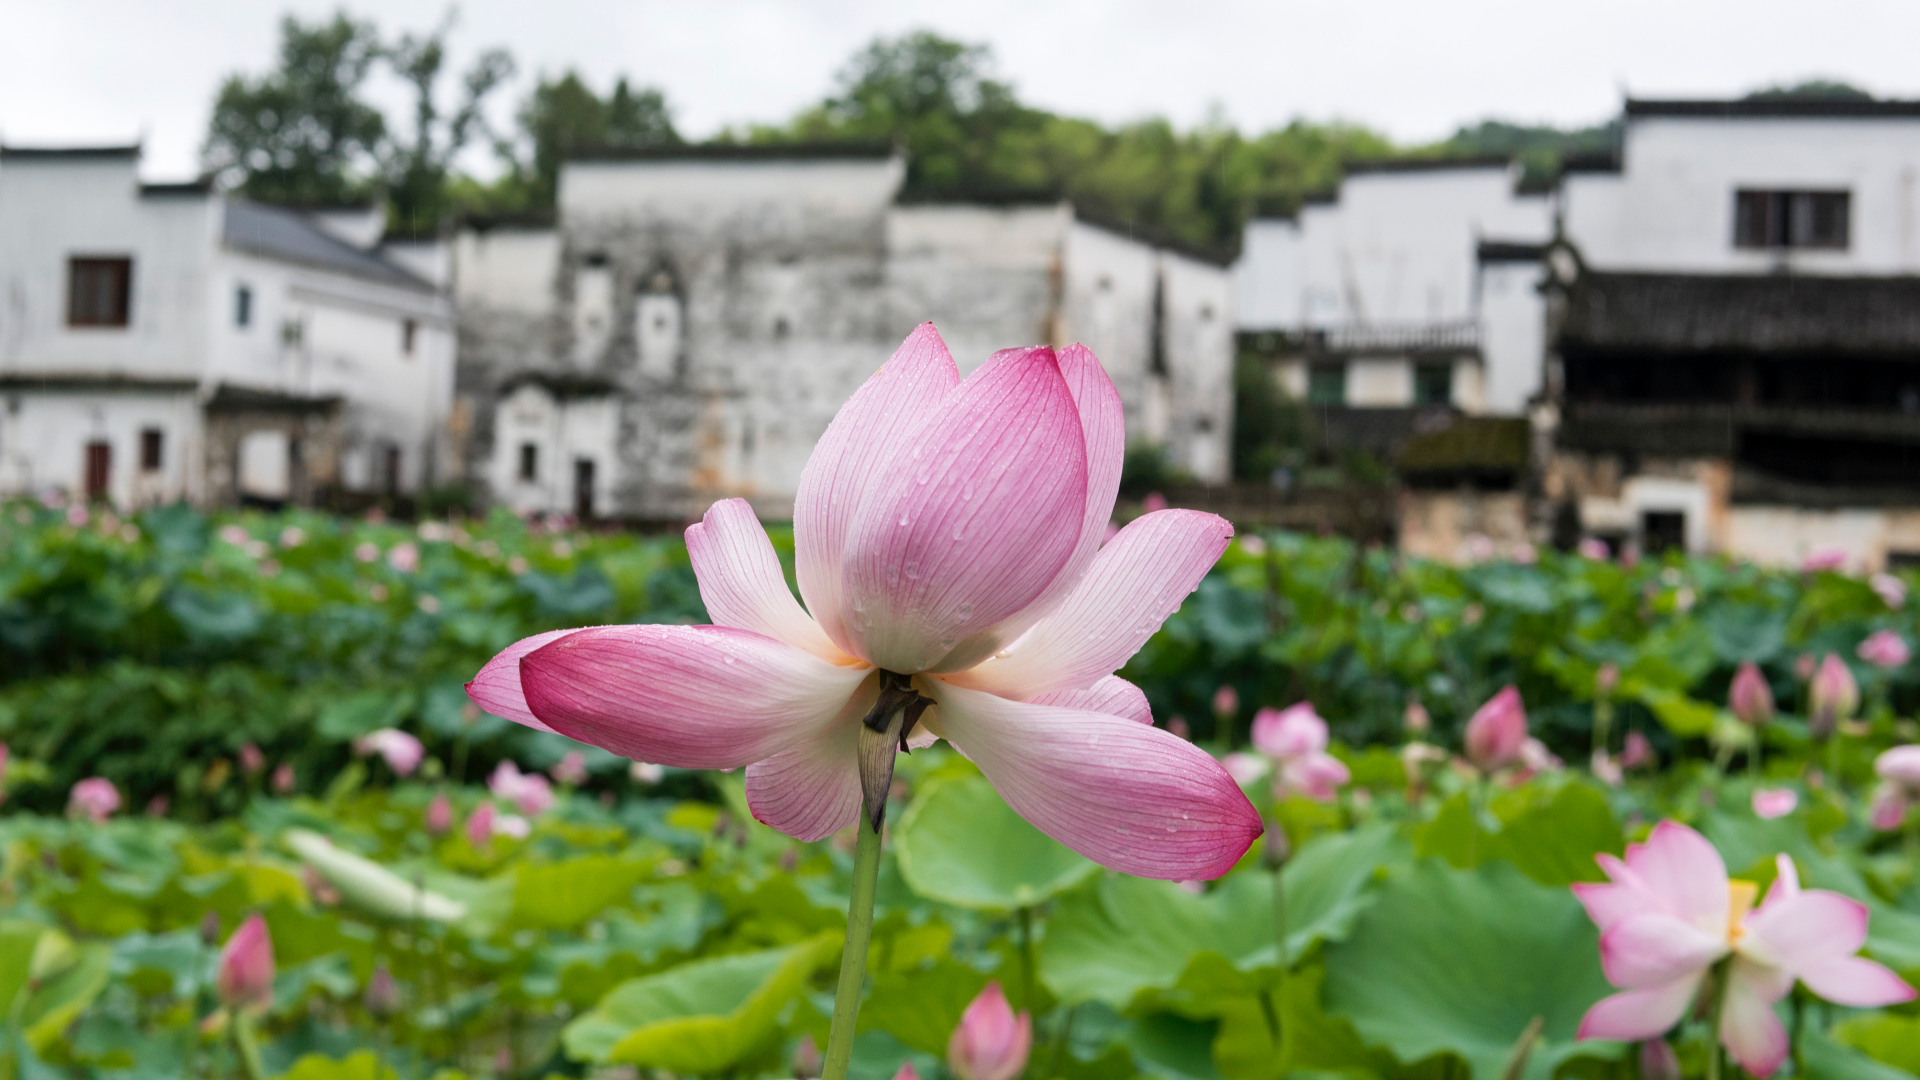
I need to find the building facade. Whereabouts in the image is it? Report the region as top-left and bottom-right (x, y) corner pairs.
(454, 146), (1235, 522)
(0, 146), (454, 508)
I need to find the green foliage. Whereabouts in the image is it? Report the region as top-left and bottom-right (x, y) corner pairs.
(894, 775), (1096, 909)
(515, 71), (681, 208)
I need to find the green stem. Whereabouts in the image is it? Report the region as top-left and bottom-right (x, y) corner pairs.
(233, 1015), (269, 1080)
(1706, 959), (1730, 1080)
(1272, 858), (1289, 1051)
(1017, 906), (1037, 1017)
(821, 790), (886, 1080)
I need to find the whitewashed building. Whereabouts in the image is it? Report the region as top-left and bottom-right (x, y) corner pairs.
(1546, 98), (1920, 569)
(454, 146), (1235, 521)
(0, 145), (454, 508)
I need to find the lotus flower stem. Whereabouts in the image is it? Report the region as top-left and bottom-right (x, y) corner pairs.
(1017, 905), (1037, 1019)
(233, 1016), (268, 1080)
(821, 787), (886, 1080)
(1705, 958), (1730, 1080)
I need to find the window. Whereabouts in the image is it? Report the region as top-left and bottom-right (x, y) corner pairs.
(1735, 190), (1850, 250)
(1413, 362), (1453, 406)
(574, 458), (596, 520)
(402, 319), (417, 356)
(234, 285), (252, 328)
(84, 441), (112, 501)
(1307, 362), (1347, 406)
(68, 258), (132, 327)
(1643, 511), (1686, 556)
(140, 428), (163, 471)
(518, 442), (538, 482)
(383, 446), (401, 495)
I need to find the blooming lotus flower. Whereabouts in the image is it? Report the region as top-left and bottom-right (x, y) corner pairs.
(1577, 537), (1610, 561)
(1857, 629), (1911, 670)
(238, 742), (265, 775)
(68, 778), (120, 822)
(466, 802), (496, 847)
(1574, 821), (1913, 1075)
(1751, 788), (1798, 819)
(551, 750), (588, 786)
(1463, 686), (1528, 771)
(1249, 703), (1350, 802)
(1870, 572), (1908, 609)
(488, 761), (554, 816)
(1621, 730), (1655, 770)
(1728, 662), (1774, 726)
(1871, 746), (1920, 830)
(1808, 654), (1859, 740)
(1591, 751), (1623, 787)
(948, 981), (1031, 1080)
(425, 792), (453, 835)
(387, 542), (419, 573)
(468, 327), (1260, 878)
(354, 728), (424, 776)
(1212, 685), (1239, 720)
(1802, 545), (1848, 572)
(1869, 786), (1907, 831)
(216, 914), (275, 1014)
(1877, 745), (1920, 788)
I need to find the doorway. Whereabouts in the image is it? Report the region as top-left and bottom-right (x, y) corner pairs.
(573, 458), (596, 521)
(84, 441), (111, 502)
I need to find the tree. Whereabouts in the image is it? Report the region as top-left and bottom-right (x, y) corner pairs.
(1745, 79), (1873, 102)
(517, 72), (680, 207)
(203, 13), (387, 205)
(384, 14), (516, 233)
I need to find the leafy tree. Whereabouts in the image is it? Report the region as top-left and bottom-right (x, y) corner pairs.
(516, 72), (680, 207)
(384, 15), (516, 234)
(203, 13), (388, 205)
(1745, 79), (1874, 102)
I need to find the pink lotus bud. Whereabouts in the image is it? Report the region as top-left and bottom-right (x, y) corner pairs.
(67, 777), (121, 822)
(216, 914), (275, 1014)
(891, 1064), (921, 1080)
(1874, 745), (1920, 790)
(354, 541), (380, 563)
(1620, 730), (1655, 770)
(272, 764), (295, 794)
(1576, 537), (1610, 561)
(386, 542), (419, 573)
(1463, 686), (1528, 771)
(1858, 629), (1912, 670)
(1142, 492), (1168, 514)
(1728, 662), (1774, 726)
(1870, 784), (1909, 831)
(237, 742), (264, 775)
(1809, 654), (1860, 739)
(1403, 700), (1431, 735)
(466, 802), (496, 847)
(948, 981), (1031, 1080)
(1639, 1039), (1681, 1080)
(1221, 752), (1270, 787)
(146, 795), (170, 817)
(1279, 752), (1351, 803)
(1801, 545), (1848, 572)
(1795, 652), (1817, 681)
(551, 751), (588, 786)
(489, 761), (555, 816)
(793, 1034), (822, 1078)
(1518, 738), (1562, 777)
(354, 728), (425, 777)
(1751, 788), (1798, 819)
(1594, 664), (1619, 696)
(426, 793), (454, 835)
(1167, 715), (1190, 740)
(1212, 685), (1239, 720)
(1872, 572), (1909, 609)
(1590, 751), (1623, 787)
(1250, 703), (1327, 760)
(364, 959), (399, 1017)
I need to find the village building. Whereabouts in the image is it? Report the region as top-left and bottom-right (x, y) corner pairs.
(0, 146), (454, 508)
(452, 145), (1235, 522)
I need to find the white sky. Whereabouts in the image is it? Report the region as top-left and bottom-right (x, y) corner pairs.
(5, 0), (1919, 182)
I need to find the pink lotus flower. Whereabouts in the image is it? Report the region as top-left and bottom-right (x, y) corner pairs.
(1250, 703), (1350, 802)
(1142, 492), (1168, 513)
(354, 728), (425, 776)
(1871, 572), (1908, 609)
(1728, 662), (1774, 726)
(387, 542), (419, 573)
(425, 792), (454, 835)
(1574, 821), (1913, 1075)
(1577, 537), (1610, 561)
(1403, 700), (1431, 735)
(495, 813), (532, 839)
(1871, 745), (1920, 830)
(1463, 686), (1528, 771)
(1212, 684), (1239, 720)
(466, 802), (496, 847)
(216, 914), (275, 1014)
(1591, 751), (1623, 787)
(551, 750), (588, 786)
(948, 981), (1031, 1080)
(1857, 629), (1911, 670)
(1639, 1039), (1680, 1080)
(1869, 786), (1907, 831)
(1877, 745), (1920, 788)
(68, 777), (121, 822)
(489, 760), (554, 816)
(1621, 731), (1655, 770)
(272, 764), (295, 794)
(468, 327), (1260, 879)
(1751, 788), (1798, 819)
(892, 1065), (921, 1080)
(1809, 654), (1860, 738)
(1802, 545), (1848, 572)
(238, 742), (265, 775)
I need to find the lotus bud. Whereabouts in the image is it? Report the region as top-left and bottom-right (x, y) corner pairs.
(1167, 715), (1190, 740)
(1858, 630), (1912, 670)
(1463, 686), (1528, 771)
(1620, 730), (1654, 770)
(1728, 662), (1774, 726)
(1594, 664), (1619, 697)
(1809, 654), (1859, 741)
(1262, 824), (1292, 870)
(272, 764), (295, 794)
(792, 1033), (822, 1078)
(1870, 785), (1909, 831)
(891, 1064), (921, 1080)
(216, 914), (275, 1014)
(466, 802), (495, 847)
(489, 761), (554, 816)
(425, 792), (453, 835)
(67, 777), (121, 822)
(1212, 685), (1239, 720)
(1871, 572), (1908, 609)
(364, 959), (399, 1018)
(1403, 700), (1431, 736)
(1795, 652), (1817, 681)
(1875, 745), (1920, 790)
(1639, 1039), (1681, 1080)
(1751, 788), (1798, 819)
(354, 729), (425, 777)
(1576, 537), (1610, 560)
(238, 742), (265, 775)
(1590, 751), (1622, 787)
(551, 751), (588, 786)
(199, 910), (223, 946)
(947, 981), (1031, 1080)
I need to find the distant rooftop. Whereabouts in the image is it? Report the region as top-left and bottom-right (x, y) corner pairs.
(0, 144), (141, 161)
(1626, 98), (1920, 119)
(1560, 272), (1920, 354)
(1342, 155), (1513, 176)
(223, 201), (432, 292)
(567, 141), (897, 163)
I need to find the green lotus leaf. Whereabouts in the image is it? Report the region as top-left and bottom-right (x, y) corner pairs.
(894, 774), (1097, 910)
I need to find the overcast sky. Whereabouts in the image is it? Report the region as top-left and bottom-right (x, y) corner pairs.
(6, 0), (1919, 181)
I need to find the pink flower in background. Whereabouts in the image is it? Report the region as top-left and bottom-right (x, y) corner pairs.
(1403, 700), (1432, 736)
(1801, 545), (1849, 572)
(387, 542), (419, 573)
(891, 1064), (921, 1080)
(1728, 662), (1775, 726)
(947, 981), (1031, 1080)
(271, 764), (295, 794)
(1511, 541), (1538, 565)
(494, 813), (532, 839)
(1574, 821), (1913, 1076)
(1877, 745), (1920, 788)
(1211, 684), (1239, 720)
(1594, 663), (1620, 696)
(216, 914), (275, 1014)
(1869, 786), (1908, 832)
(354, 541), (379, 563)
(466, 802), (496, 847)
(218, 524), (250, 546)
(354, 728), (424, 777)
(468, 325), (1260, 880)
(1221, 752), (1270, 787)
(1577, 537), (1611, 561)
(1752, 788), (1798, 819)
(68, 778), (121, 822)
(489, 761), (554, 816)
(550, 751), (588, 786)
(1141, 492), (1168, 513)
(1250, 703), (1350, 802)
(237, 742), (265, 775)
(1621, 731), (1655, 770)
(1464, 533), (1495, 562)
(1809, 655), (1860, 737)
(1871, 746), (1920, 830)
(1795, 652), (1817, 681)
(426, 793), (454, 835)
(1871, 573), (1908, 609)
(1591, 751), (1623, 787)
(1516, 737), (1563, 781)
(1463, 686), (1528, 771)
(1857, 630), (1911, 670)
(1639, 1039), (1681, 1080)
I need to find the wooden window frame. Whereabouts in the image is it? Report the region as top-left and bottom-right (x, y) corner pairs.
(68, 257), (133, 327)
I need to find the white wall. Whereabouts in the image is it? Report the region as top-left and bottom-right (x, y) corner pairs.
(562, 157), (907, 222)
(453, 228), (560, 313)
(1476, 260), (1547, 412)
(0, 389), (200, 505)
(1158, 250), (1235, 482)
(1233, 219), (1301, 328)
(1564, 114), (1920, 274)
(887, 203), (1068, 371)
(487, 383), (619, 516)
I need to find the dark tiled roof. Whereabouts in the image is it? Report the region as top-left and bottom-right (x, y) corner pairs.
(567, 141), (896, 162)
(1627, 99), (1920, 119)
(1342, 155), (1512, 176)
(0, 144), (141, 160)
(222, 201), (433, 292)
(1559, 272), (1920, 354)
(1478, 241), (1545, 263)
(140, 180), (214, 197)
